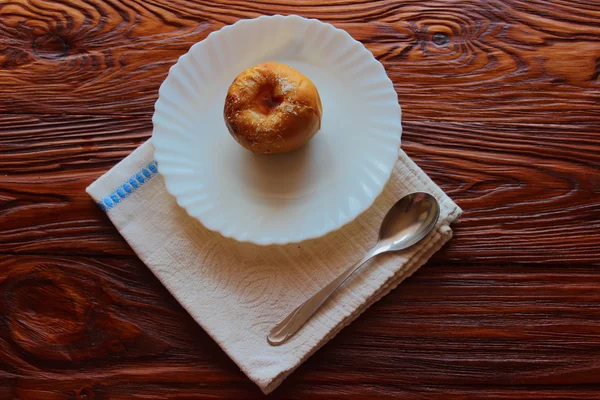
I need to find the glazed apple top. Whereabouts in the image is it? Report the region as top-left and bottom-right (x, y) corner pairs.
(224, 62), (323, 154)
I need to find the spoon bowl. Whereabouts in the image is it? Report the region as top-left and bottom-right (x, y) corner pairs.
(378, 192), (440, 252)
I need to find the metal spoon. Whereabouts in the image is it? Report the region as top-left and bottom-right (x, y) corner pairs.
(267, 192), (440, 346)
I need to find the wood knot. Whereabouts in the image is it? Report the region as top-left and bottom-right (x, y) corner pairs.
(32, 34), (69, 59)
(75, 386), (95, 400)
(5, 272), (90, 359)
(108, 339), (125, 353)
(1, 260), (170, 366)
(432, 32), (449, 46)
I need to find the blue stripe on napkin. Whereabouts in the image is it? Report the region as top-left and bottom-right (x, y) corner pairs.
(99, 160), (159, 211)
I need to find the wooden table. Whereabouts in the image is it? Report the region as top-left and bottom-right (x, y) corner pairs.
(1, 1), (599, 398)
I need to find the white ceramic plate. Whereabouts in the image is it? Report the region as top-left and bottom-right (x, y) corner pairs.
(152, 15), (402, 245)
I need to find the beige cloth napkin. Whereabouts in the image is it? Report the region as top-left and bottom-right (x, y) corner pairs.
(86, 139), (461, 394)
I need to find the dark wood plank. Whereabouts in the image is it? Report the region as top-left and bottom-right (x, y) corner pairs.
(1, 115), (598, 264)
(1, 255), (599, 399)
(0, 0), (598, 122)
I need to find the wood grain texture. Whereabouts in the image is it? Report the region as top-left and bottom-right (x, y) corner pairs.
(0, 0), (598, 122)
(1, 115), (598, 264)
(1, 0), (600, 398)
(2, 255), (600, 399)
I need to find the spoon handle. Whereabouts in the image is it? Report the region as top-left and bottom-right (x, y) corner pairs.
(267, 247), (382, 345)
